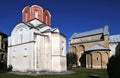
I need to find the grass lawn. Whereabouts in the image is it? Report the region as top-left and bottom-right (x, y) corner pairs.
(0, 67), (108, 78)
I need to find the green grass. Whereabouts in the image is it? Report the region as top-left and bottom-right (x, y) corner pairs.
(0, 67), (108, 78)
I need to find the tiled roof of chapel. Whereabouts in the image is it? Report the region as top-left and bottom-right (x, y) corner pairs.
(109, 34), (120, 43)
(70, 25), (109, 40)
(86, 44), (110, 52)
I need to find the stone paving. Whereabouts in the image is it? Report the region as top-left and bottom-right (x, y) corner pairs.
(9, 70), (75, 76)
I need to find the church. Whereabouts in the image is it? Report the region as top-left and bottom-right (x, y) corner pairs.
(69, 26), (110, 69)
(7, 5), (67, 72)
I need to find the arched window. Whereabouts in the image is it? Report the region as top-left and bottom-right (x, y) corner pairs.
(61, 41), (65, 55)
(19, 29), (23, 43)
(95, 52), (102, 62)
(94, 52), (102, 68)
(96, 57), (99, 61)
(71, 46), (77, 53)
(20, 34), (23, 43)
(24, 48), (27, 57)
(25, 12), (28, 22)
(31, 5), (43, 21)
(12, 50), (15, 58)
(45, 14), (48, 24)
(35, 11), (39, 18)
(22, 6), (30, 22)
(0, 54), (4, 60)
(43, 10), (51, 26)
(1, 42), (4, 49)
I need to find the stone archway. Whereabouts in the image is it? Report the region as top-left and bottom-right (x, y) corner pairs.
(86, 53), (92, 68)
(93, 52), (102, 68)
(78, 45), (85, 66)
(71, 46), (77, 54)
(102, 52), (109, 68)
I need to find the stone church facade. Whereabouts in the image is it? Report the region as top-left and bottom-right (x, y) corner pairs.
(7, 5), (66, 72)
(69, 26), (110, 69)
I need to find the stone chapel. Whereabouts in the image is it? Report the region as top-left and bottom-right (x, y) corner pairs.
(7, 5), (67, 72)
(69, 26), (110, 69)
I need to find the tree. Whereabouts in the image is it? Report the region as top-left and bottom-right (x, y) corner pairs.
(107, 55), (120, 78)
(67, 53), (77, 68)
(107, 43), (120, 78)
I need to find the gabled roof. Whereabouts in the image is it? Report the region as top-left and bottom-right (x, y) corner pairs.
(25, 18), (60, 33)
(86, 44), (110, 52)
(26, 19), (43, 27)
(109, 34), (120, 43)
(70, 25), (109, 40)
(42, 28), (60, 33)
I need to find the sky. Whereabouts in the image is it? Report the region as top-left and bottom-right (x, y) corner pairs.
(0, 0), (120, 52)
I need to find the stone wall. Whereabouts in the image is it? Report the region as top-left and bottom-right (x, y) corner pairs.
(86, 51), (109, 69)
(69, 33), (110, 68)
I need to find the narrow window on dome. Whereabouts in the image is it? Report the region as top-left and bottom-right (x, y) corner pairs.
(45, 15), (48, 24)
(20, 34), (23, 43)
(35, 11), (39, 19)
(25, 12), (28, 22)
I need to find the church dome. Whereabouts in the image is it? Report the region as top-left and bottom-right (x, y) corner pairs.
(22, 5), (51, 26)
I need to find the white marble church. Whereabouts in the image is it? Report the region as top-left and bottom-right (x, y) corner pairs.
(7, 5), (67, 72)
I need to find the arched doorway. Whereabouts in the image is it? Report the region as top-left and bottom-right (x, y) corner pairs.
(78, 45), (85, 67)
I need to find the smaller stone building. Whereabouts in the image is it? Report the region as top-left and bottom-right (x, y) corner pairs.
(0, 32), (7, 69)
(69, 26), (110, 69)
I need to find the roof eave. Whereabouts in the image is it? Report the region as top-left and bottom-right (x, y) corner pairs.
(86, 49), (111, 52)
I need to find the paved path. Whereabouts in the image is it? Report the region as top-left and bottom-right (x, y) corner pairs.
(8, 70), (75, 76)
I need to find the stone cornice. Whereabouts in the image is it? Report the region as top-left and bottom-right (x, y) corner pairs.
(8, 41), (35, 47)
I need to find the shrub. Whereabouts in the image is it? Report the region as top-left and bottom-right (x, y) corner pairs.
(67, 53), (77, 68)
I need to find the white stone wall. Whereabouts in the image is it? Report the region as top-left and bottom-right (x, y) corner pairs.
(8, 20), (67, 72)
(109, 43), (118, 57)
(60, 35), (67, 71)
(51, 34), (60, 72)
(8, 43), (34, 72)
(44, 33), (52, 71)
(51, 33), (66, 72)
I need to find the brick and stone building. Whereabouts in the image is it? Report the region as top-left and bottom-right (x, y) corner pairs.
(0, 32), (7, 69)
(69, 26), (110, 69)
(7, 5), (66, 72)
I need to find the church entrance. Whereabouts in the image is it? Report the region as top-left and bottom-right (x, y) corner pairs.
(78, 45), (85, 67)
